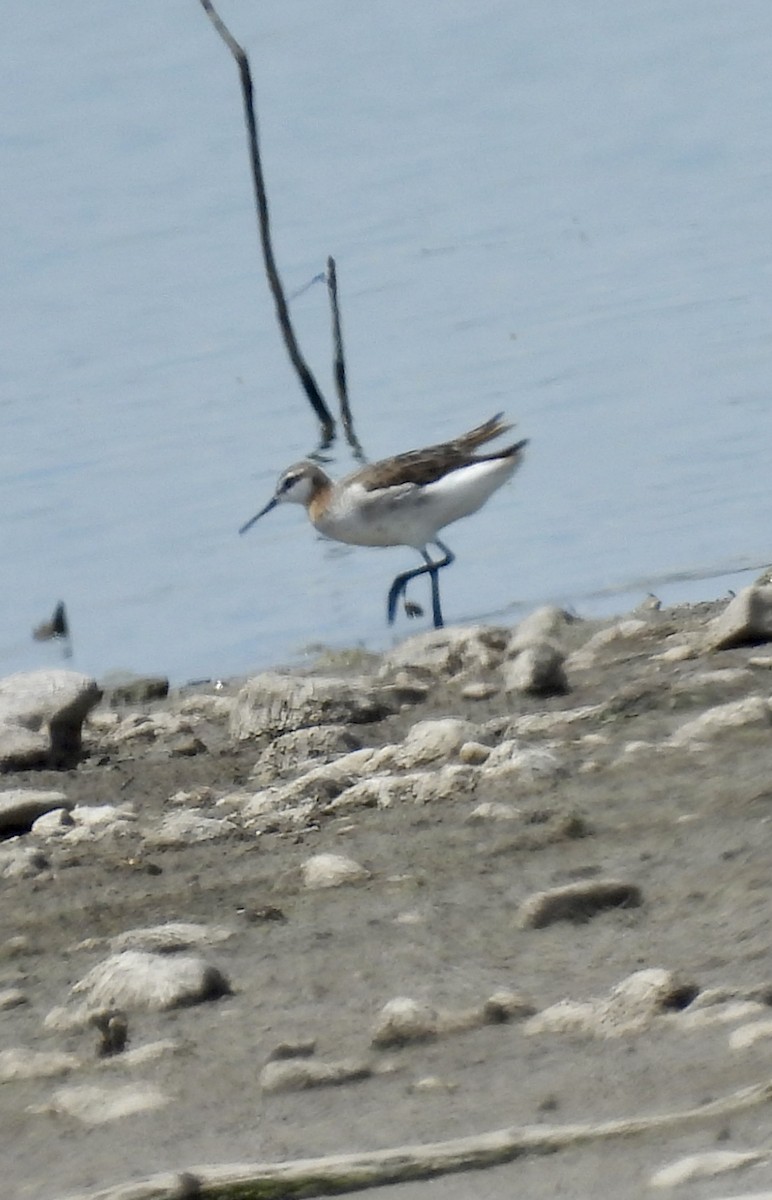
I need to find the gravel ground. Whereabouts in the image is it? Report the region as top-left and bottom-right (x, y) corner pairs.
(2, 598), (772, 1200)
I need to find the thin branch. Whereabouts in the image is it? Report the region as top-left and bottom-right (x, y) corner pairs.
(198, 0), (335, 443)
(52, 1077), (772, 1200)
(327, 256), (365, 463)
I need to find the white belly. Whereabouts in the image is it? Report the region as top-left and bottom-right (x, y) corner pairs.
(313, 457), (521, 550)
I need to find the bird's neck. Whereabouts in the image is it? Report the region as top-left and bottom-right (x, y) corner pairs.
(308, 477), (335, 525)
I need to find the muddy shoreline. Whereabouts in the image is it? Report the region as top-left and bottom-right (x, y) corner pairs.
(3, 595), (772, 1200)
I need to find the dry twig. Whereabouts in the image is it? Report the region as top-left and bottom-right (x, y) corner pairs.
(198, 0), (335, 443)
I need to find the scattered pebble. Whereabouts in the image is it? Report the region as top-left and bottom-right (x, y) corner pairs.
(650, 1149), (766, 1188)
(0, 789), (70, 834)
(260, 1057), (372, 1093)
(729, 1018), (772, 1050)
(0, 1047), (80, 1082)
(301, 852), (370, 890)
(705, 584), (772, 651)
(0, 987), (28, 1010)
(668, 696), (771, 747)
(501, 642), (568, 697)
(371, 998), (439, 1048)
(38, 1082), (169, 1125)
(517, 880), (642, 929)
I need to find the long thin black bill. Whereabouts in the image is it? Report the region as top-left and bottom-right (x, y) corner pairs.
(239, 496), (278, 535)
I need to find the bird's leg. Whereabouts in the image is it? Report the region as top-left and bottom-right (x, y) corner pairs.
(424, 539), (454, 629)
(386, 540), (455, 629)
(387, 565), (426, 624)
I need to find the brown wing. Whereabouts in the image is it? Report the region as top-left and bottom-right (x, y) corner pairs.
(354, 414), (522, 491)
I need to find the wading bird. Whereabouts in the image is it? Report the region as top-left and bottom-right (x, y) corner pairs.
(240, 413), (528, 628)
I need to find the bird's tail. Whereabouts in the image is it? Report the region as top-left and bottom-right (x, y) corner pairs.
(455, 412), (513, 451)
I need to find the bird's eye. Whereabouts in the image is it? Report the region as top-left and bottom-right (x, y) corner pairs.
(281, 474), (298, 493)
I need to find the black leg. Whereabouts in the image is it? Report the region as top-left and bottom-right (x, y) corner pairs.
(386, 540), (455, 629)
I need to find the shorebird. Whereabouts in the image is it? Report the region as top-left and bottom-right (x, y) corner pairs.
(239, 413), (528, 629)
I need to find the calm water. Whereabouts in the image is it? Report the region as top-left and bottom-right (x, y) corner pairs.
(3, 1), (772, 684)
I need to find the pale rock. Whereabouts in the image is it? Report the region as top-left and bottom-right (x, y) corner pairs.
(729, 1018), (772, 1050)
(43, 1004), (96, 1035)
(524, 968), (694, 1039)
(459, 682), (499, 701)
(330, 767), (476, 813)
(409, 766), (476, 804)
(244, 748), (389, 821)
(0, 987), (28, 1010)
(213, 789), (255, 813)
(144, 809), (239, 847)
(87, 711), (120, 732)
(458, 741), (491, 765)
(30, 808), (74, 836)
(253, 724), (363, 783)
(377, 679), (432, 708)
(0, 789), (70, 833)
(0, 843), (49, 879)
(706, 584), (772, 650)
(178, 693), (234, 719)
(96, 1039), (182, 1070)
(653, 643), (699, 663)
(64, 950), (231, 1014)
(578, 732), (609, 748)
(508, 606), (572, 652)
(0, 669), (101, 769)
(2, 934), (30, 957)
(378, 626), (508, 680)
(267, 1037), (317, 1061)
(40, 803), (137, 845)
(687, 985), (752, 1008)
(110, 922), (233, 953)
(239, 788), (300, 824)
(397, 718), (483, 767)
(301, 852), (370, 889)
(0, 1047), (80, 1082)
(567, 619), (649, 670)
(467, 801), (522, 822)
(523, 999), (598, 1037)
(668, 696), (771, 747)
(260, 1057), (372, 1093)
(168, 786), (216, 806)
(517, 879), (642, 929)
(670, 1000), (766, 1030)
(327, 776), (404, 812)
(502, 642), (568, 697)
(650, 1150), (766, 1189)
(614, 740), (654, 764)
(410, 1075), (458, 1094)
(483, 741), (565, 784)
(394, 910), (424, 926)
(40, 1082), (168, 1124)
(672, 667), (753, 695)
(230, 672), (391, 741)
(510, 705), (603, 736)
(371, 997), (440, 1047)
(482, 991), (536, 1022)
(108, 711), (193, 746)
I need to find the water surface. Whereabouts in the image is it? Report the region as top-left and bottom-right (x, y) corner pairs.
(2, 2), (772, 682)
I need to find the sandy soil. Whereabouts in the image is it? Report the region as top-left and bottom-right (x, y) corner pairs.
(2, 599), (772, 1200)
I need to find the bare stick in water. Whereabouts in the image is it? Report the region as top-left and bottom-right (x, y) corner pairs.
(198, 0), (335, 443)
(327, 256), (365, 462)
